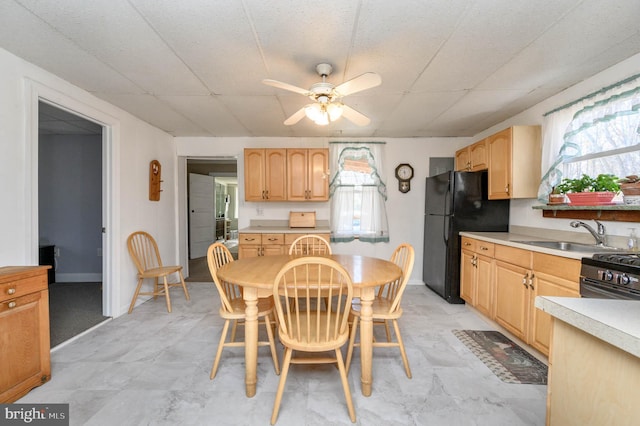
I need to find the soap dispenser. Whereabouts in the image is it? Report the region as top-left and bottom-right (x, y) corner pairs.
(627, 228), (638, 252)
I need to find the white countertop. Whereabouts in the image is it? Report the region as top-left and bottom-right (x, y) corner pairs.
(535, 296), (640, 358)
(239, 225), (331, 234)
(459, 231), (594, 260)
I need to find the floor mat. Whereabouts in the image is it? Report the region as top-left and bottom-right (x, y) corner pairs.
(453, 329), (548, 385)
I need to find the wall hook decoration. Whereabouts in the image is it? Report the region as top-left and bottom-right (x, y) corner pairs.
(149, 160), (162, 201)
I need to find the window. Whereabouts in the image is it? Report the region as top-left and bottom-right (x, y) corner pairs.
(538, 74), (640, 202)
(329, 142), (389, 242)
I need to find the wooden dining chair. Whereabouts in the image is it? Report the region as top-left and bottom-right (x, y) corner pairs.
(127, 231), (190, 313)
(288, 234), (332, 255)
(345, 243), (415, 378)
(207, 242), (280, 380)
(270, 257), (355, 424)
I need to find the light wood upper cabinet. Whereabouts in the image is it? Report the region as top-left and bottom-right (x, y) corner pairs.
(455, 139), (488, 171)
(286, 148), (329, 201)
(455, 147), (470, 171)
(244, 148), (287, 201)
(487, 125), (541, 200)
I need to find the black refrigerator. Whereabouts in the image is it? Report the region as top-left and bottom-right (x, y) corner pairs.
(422, 170), (509, 304)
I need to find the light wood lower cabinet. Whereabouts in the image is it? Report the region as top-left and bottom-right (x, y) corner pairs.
(462, 238), (580, 356)
(238, 233), (285, 259)
(238, 232), (331, 259)
(0, 266), (51, 403)
(460, 237), (494, 318)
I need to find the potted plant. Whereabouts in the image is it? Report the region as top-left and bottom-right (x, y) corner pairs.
(554, 174), (620, 205)
(548, 186), (567, 205)
(618, 175), (640, 204)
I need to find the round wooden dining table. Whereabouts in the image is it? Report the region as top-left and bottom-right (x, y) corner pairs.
(216, 253), (402, 398)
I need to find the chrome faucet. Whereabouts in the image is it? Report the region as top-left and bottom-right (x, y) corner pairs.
(570, 220), (607, 246)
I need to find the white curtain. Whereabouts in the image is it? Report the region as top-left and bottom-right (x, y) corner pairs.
(538, 74), (640, 202)
(329, 142), (389, 243)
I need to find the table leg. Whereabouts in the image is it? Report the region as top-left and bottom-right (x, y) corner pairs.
(243, 287), (259, 397)
(359, 287), (374, 396)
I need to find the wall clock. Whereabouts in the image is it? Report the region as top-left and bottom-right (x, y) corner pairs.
(149, 160), (162, 201)
(395, 163), (414, 193)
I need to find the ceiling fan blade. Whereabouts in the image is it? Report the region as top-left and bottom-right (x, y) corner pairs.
(284, 107), (307, 125)
(341, 104), (371, 126)
(334, 72), (381, 96)
(262, 79), (310, 96)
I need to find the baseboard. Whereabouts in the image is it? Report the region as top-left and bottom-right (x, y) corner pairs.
(55, 273), (102, 283)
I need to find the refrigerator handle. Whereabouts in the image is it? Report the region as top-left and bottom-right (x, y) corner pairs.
(443, 214), (449, 245)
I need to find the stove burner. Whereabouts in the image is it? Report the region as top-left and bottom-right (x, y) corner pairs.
(592, 253), (640, 267)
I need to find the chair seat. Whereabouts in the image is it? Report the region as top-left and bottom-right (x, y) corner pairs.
(139, 265), (183, 278)
(350, 297), (403, 320)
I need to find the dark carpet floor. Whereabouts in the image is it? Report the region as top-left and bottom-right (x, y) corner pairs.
(49, 282), (110, 348)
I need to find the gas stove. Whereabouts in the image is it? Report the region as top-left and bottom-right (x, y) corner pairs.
(580, 253), (640, 299)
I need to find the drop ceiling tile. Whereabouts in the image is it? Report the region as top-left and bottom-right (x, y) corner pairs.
(158, 95), (248, 136)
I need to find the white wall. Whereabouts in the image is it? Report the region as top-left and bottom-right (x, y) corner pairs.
(474, 52), (640, 241)
(0, 47), (179, 316)
(176, 136), (471, 284)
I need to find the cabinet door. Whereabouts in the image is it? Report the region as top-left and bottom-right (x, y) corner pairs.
(460, 249), (475, 304)
(306, 149), (329, 201)
(488, 128), (512, 200)
(0, 290), (50, 402)
(529, 272), (579, 355)
(287, 149), (308, 201)
(264, 149), (287, 201)
(494, 260), (529, 340)
(455, 147), (470, 171)
(474, 254), (494, 318)
(244, 149), (266, 201)
(470, 139), (488, 171)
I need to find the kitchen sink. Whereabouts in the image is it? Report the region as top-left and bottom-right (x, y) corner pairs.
(514, 240), (622, 253)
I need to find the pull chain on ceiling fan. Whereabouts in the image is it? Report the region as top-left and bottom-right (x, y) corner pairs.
(262, 63), (381, 126)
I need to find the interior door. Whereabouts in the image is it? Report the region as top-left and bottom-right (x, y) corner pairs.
(189, 173), (215, 259)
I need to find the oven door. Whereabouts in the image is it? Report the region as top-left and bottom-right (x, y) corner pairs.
(580, 278), (638, 300)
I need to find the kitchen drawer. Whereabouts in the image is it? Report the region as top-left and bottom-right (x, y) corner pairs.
(476, 241), (495, 257)
(494, 244), (531, 268)
(532, 252), (581, 284)
(239, 233), (262, 245)
(460, 237), (477, 252)
(261, 233), (284, 245)
(0, 269), (48, 303)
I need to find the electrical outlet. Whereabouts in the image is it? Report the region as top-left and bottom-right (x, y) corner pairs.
(54, 247), (60, 257)
(97, 248), (102, 257)
(256, 206), (264, 216)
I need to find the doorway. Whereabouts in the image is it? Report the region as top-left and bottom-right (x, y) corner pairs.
(38, 101), (109, 347)
(185, 158), (238, 281)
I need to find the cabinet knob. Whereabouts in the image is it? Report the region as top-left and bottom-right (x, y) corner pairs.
(7, 288), (16, 295)
(8, 301), (16, 309)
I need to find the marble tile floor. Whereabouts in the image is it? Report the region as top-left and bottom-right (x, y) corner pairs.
(19, 283), (547, 425)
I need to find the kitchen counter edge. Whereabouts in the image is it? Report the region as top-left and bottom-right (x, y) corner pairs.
(239, 226), (331, 234)
(535, 296), (640, 358)
(458, 231), (590, 260)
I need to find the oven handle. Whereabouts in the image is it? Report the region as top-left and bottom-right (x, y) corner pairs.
(580, 279), (637, 300)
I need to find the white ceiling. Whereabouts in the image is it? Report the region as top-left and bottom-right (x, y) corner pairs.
(3, 0), (640, 138)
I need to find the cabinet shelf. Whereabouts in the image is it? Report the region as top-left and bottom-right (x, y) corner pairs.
(533, 204), (640, 222)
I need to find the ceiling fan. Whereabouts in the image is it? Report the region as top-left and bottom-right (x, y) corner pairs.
(262, 63), (381, 126)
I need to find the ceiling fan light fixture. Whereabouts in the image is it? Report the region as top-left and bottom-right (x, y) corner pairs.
(327, 102), (343, 121)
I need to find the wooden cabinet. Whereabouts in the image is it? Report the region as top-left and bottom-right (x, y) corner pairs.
(455, 139), (488, 171)
(487, 126), (541, 200)
(244, 148), (287, 201)
(0, 266), (51, 403)
(287, 149), (329, 201)
(460, 237), (494, 318)
(529, 252), (580, 354)
(238, 233), (285, 259)
(494, 247), (531, 341)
